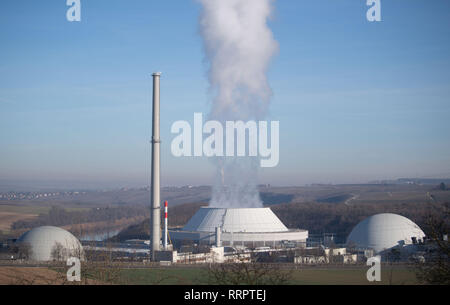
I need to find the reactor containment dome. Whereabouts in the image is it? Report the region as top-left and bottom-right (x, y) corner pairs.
(170, 207), (308, 248)
(346, 213), (426, 254)
(16, 226), (85, 261)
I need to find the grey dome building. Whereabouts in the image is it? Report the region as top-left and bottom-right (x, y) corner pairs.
(16, 226), (84, 261)
(346, 213), (426, 254)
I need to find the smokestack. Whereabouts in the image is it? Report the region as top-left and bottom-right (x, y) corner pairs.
(164, 201), (168, 250)
(150, 72), (161, 260)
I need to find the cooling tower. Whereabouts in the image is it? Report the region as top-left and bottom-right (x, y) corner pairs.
(170, 207), (308, 248)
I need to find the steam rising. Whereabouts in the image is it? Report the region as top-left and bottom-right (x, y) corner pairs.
(198, 0), (278, 208)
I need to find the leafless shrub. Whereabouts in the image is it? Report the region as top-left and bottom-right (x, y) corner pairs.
(414, 207), (450, 285)
(80, 242), (125, 285)
(10, 242), (33, 260)
(208, 254), (292, 285)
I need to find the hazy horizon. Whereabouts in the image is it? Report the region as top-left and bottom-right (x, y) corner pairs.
(2, 175), (450, 193)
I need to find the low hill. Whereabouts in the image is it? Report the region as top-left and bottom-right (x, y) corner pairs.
(109, 202), (207, 242)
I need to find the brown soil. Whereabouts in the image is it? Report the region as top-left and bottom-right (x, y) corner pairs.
(0, 266), (101, 285)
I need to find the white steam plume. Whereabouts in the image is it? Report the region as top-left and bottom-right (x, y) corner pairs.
(198, 0), (278, 208)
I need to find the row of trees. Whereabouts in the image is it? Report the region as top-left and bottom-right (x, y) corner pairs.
(271, 201), (449, 237)
(414, 209), (450, 285)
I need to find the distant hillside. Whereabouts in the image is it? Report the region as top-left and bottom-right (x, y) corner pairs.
(109, 202), (207, 242)
(397, 178), (450, 185)
(316, 194), (353, 204)
(271, 201), (449, 238)
(4, 183), (449, 208)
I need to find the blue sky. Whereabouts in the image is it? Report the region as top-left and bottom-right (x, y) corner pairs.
(1, 0), (450, 189)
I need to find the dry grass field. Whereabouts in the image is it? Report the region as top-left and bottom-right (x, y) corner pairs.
(0, 266), (103, 285)
(0, 211), (38, 233)
(0, 265), (419, 285)
(0, 267), (70, 285)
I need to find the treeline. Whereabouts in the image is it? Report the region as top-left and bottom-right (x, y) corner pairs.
(271, 201), (449, 237)
(11, 205), (150, 230)
(167, 202), (208, 227)
(109, 202), (207, 241)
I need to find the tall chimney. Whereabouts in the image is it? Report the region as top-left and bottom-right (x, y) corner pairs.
(150, 72), (162, 260)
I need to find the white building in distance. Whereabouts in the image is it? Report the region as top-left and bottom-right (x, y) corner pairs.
(16, 226), (84, 261)
(346, 213), (426, 254)
(170, 207), (308, 248)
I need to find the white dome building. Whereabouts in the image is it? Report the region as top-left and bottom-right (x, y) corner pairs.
(346, 213), (426, 254)
(16, 226), (85, 261)
(170, 207), (308, 248)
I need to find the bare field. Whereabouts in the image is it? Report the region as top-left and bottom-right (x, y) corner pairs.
(0, 202), (51, 215)
(0, 266), (103, 285)
(0, 266), (69, 285)
(0, 265), (418, 285)
(0, 202), (91, 233)
(116, 265), (419, 285)
(0, 211), (37, 232)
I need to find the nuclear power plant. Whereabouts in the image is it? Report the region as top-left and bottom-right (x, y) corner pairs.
(0, 74), (434, 267)
(148, 73), (311, 263)
(147, 74), (431, 265)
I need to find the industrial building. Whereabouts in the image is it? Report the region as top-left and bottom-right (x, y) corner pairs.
(146, 73), (427, 265)
(170, 207), (308, 249)
(346, 213), (426, 254)
(15, 226), (84, 262)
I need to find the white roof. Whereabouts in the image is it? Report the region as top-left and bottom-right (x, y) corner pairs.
(182, 207), (289, 233)
(17, 226), (84, 261)
(346, 213), (425, 253)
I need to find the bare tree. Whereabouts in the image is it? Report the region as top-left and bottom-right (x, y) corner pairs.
(12, 242), (33, 260)
(414, 208), (450, 285)
(208, 254), (292, 285)
(51, 242), (65, 261)
(81, 242), (125, 285)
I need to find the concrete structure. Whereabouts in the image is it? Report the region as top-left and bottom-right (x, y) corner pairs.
(154, 247), (248, 264)
(215, 227), (222, 247)
(346, 213), (426, 254)
(16, 226), (84, 261)
(294, 255), (327, 264)
(170, 207), (308, 248)
(294, 247), (357, 265)
(342, 254), (357, 264)
(324, 248), (347, 256)
(150, 72), (162, 260)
